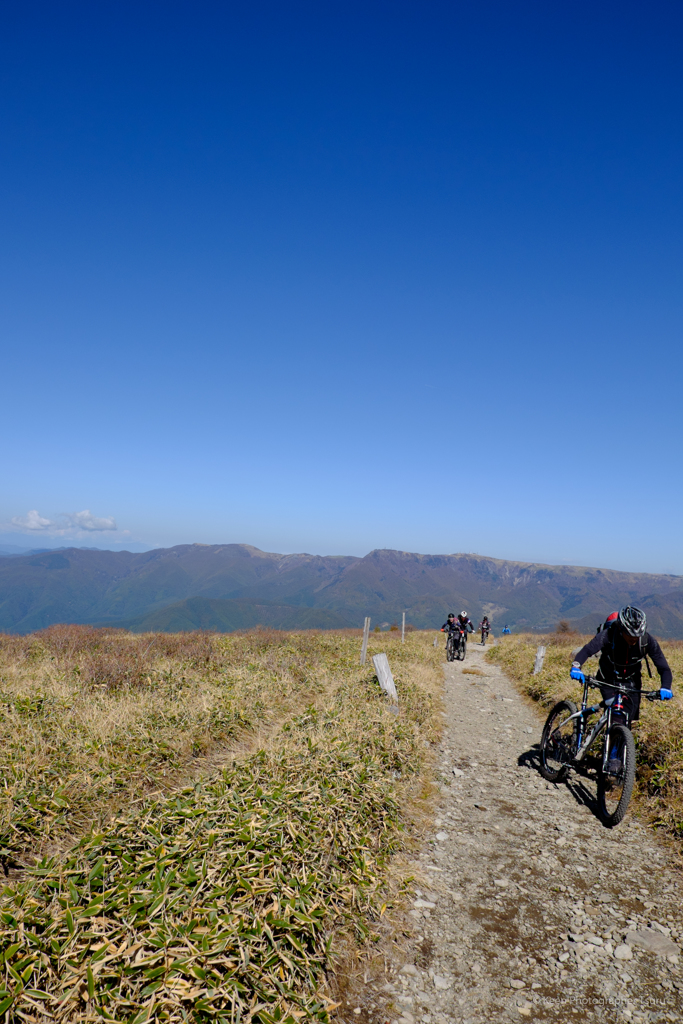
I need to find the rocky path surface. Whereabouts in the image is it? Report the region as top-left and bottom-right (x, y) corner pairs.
(352, 639), (683, 1024)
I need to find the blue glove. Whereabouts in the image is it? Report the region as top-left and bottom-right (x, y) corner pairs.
(660, 688), (673, 700)
(570, 666), (585, 683)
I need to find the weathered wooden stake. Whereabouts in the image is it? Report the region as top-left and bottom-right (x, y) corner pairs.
(372, 652), (399, 704)
(533, 645), (547, 675)
(401, 611), (405, 643)
(360, 617), (371, 665)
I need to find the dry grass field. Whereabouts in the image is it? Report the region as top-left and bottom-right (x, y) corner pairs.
(487, 633), (683, 839)
(0, 627), (442, 1023)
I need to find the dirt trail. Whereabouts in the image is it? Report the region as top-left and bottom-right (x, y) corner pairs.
(365, 638), (683, 1024)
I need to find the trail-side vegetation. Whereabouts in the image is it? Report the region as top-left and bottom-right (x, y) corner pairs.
(487, 633), (683, 839)
(0, 627), (442, 1022)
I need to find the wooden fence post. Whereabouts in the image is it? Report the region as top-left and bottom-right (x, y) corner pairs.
(360, 617), (371, 665)
(533, 645), (547, 675)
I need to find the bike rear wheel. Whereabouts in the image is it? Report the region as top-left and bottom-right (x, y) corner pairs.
(539, 700), (578, 782)
(446, 637), (455, 662)
(597, 723), (636, 827)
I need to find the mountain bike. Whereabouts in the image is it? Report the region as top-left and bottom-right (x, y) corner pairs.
(539, 675), (664, 827)
(481, 626), (490, 646)
(445, 629), (467, 662)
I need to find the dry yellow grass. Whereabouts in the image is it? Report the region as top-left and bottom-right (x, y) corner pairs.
(487, 633), (683, 839)
(0, 627), (341, 861)
(0, 627), (443, 1022)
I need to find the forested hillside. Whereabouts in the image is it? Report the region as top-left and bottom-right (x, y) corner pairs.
(2, 543), (683, 635)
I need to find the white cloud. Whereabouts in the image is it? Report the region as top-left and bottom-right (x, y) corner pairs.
(8, 509), (118, 534)
(11, 510), (54, 531)
(65, 510), (117, 531)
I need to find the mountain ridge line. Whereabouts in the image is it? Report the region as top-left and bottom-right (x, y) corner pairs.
(2, 542), (683, 636)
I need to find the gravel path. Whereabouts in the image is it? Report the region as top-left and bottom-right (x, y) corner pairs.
(354, 638), (683, 1024)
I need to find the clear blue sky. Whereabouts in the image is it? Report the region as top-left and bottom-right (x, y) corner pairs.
(2, 1), (683, 572)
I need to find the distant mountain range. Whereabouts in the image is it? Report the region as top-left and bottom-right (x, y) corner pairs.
(2, 543), (683, 636)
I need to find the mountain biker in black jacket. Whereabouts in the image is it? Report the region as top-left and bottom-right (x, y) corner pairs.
(441, 613), (458, 632)
(570, 606), (673, 724)
(457, 611), (475, 644)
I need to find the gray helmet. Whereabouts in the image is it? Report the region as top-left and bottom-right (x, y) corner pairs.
(618, 606), (647, 638)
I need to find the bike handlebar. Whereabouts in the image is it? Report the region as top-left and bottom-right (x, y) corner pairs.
(584, 675), (663, 700)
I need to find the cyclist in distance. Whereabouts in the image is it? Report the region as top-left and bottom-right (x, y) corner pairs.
(570, 606), (673, 769)
(457, 611), (475, 645)
(440, 613), (460, 659)
(502, 624), (511, 635)
(440, 612), (457, 633)
(480, 615), (491, 644)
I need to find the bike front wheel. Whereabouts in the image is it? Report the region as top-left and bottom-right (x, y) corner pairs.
(539, 700), (578, 782)
(457, 639), (466, 661)
(597, 723), (636, 827)
(446, 638), (455, 662)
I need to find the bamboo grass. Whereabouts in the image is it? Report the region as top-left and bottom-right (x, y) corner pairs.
(0, 632), (441, 1022)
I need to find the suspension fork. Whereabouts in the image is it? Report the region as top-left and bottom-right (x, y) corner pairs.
(600, 704), (631, 771)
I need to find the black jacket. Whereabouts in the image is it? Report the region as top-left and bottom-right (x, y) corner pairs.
(574, 625), (672, 691)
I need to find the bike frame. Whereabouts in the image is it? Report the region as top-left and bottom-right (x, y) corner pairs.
(554, 676), (659, 772)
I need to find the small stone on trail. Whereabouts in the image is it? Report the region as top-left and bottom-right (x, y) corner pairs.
(510, 980), (525, 989)
(435, 832), (448, 841)
(452, 768), (464, 777)
(400, 965), (419, 976)
(626, 928), (680, 956)
(614, 945), (633, 961)
(433, 976), (452, 990)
